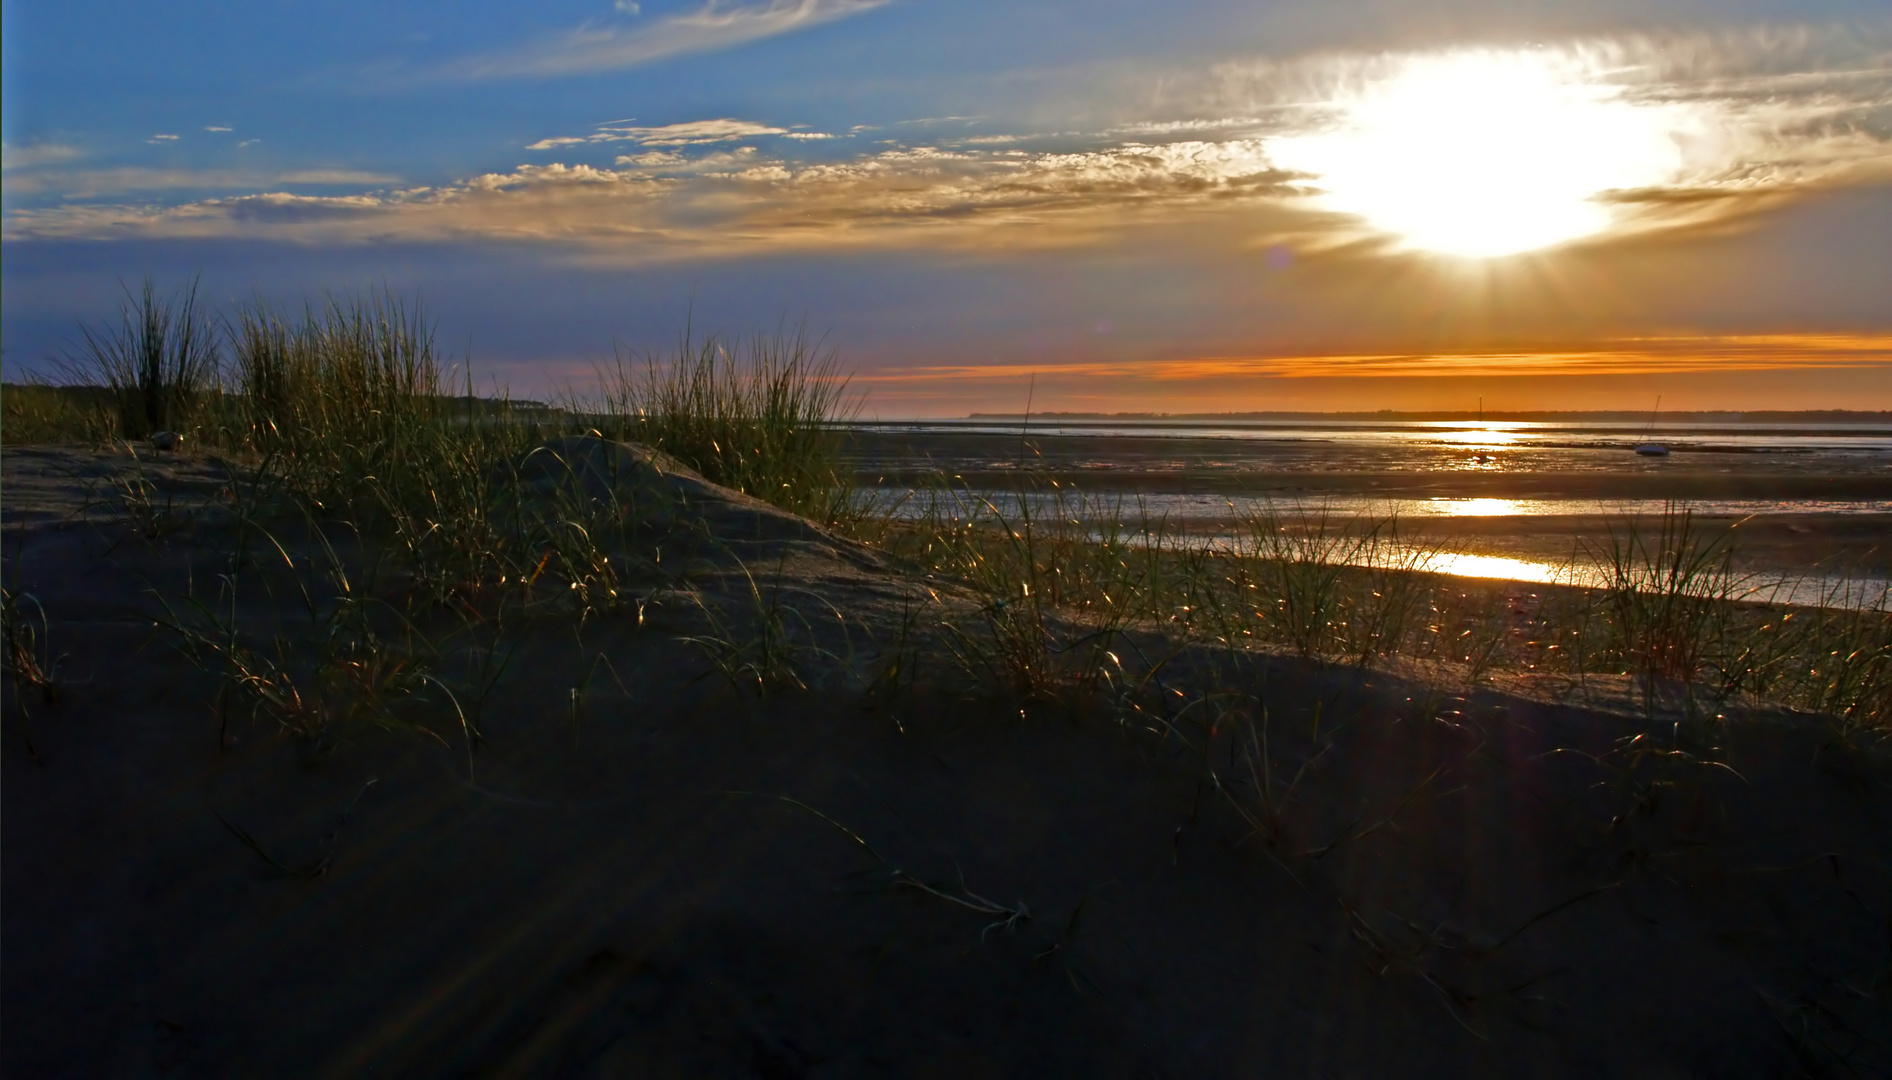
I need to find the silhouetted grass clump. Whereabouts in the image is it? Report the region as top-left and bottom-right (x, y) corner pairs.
(223, 291), (565, 605)
(60, 277), (221, 439)
(592, 328), (856, 524)
(232, 293), (444, 459)
(1594, 505), (1740, 685)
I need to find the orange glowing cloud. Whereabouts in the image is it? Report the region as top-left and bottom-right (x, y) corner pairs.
(850, 334), (1892, 385)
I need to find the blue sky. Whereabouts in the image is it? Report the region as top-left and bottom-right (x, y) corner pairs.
(5, 0), (1890, 413)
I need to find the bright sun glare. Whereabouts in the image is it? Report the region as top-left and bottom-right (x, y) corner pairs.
(1272, 49), (1686, 257)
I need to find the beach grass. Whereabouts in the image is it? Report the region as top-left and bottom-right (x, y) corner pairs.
(587, 326), (858, 524)
(872, 478), (1889, 727)
(56, 277), (222, 440)
(1, 382), (118, 446)
(5, 285), (1887, 733)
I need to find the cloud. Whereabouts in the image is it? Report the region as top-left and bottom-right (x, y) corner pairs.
(216, 193), (392, 223)
(205, 126), (234, 133)
(274, 169), (404, 185)
(1, 143), (83, 170)
(447, 0), (889, 80)
(1150, 334), (1892, 379)
(854, 335), (1892, 387)
(614, 150), (687, 167)
(527, 118), (816, 150)
(3, 166), (400, 199)
(147, 134), (181, 143)
(1, 138), (1300, 254)
(9, 32), (1888, 262)
(1111, 118), (1272, 137)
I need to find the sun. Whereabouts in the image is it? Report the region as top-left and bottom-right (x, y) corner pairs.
(1271, 49), (1686, 258)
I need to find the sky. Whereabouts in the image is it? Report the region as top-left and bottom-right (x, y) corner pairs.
(3, 0), (1890, 416)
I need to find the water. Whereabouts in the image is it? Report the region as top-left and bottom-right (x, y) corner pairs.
(1330, 547), (1886, 611)
(869, 418), (1892, 456)
(845, 416), (1892, 607)
(861, 487), (1889, 609)
(846, 414), (1892, 489)
(870, 489), (1892, 519)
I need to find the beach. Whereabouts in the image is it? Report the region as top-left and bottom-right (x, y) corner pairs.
(9, 1), (1892, 1069)
(4, 438), (1889, 1075)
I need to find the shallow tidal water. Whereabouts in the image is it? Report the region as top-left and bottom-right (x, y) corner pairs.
(844, 417), (1892, 607)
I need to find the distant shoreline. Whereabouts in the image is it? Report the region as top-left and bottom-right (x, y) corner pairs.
(963, 410), (1892, 423)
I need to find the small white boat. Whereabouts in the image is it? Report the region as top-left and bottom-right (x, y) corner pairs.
(1632, 397), (1669, 457)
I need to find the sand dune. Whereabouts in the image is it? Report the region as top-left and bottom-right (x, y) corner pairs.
(4, 444), (1888, 1076)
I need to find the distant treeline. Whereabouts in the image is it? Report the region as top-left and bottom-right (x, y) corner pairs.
(966, 410), (1892, 423)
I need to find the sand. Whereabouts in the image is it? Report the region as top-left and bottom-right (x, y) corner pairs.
(4, 443), (1889, 1077)
(845, 426), (1892, 582)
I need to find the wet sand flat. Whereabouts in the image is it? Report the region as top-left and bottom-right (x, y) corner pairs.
(844, 425), (1892, 581)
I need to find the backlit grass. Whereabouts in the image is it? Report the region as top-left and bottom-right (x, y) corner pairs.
(6, 282), (1886, 733)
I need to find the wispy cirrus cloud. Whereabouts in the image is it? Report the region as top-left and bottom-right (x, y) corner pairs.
(2, 166), (400, 199)
(1, 143), (84, 170)
(446, 0), (889, 81)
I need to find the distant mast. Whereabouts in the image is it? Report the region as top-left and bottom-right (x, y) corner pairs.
(1471, 397), (1493, 463)
(1634, 396), (1670, 457)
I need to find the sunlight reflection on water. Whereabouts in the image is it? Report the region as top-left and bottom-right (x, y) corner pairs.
(1275, 542), (1889, 610)
(1430, 497), (1525, 516)
(1431, 425), (1525, 448)
(873, 487), (1892, 520)
(1347, 545), (1885, 611)
(1416, 550), (1567, 582)
(867, 488), (1891, 609)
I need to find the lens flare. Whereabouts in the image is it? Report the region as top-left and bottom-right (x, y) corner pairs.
(1271, 49), (1688, 257)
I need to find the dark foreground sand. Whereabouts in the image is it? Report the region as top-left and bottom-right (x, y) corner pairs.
(4, 444), (1889, 1077)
